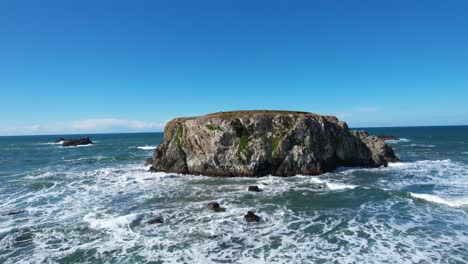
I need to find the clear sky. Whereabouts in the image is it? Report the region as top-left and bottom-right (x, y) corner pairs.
(1, 0), (467, 135)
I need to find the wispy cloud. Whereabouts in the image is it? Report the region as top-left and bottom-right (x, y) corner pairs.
(71, 118), (165, 132)
(0, 118), (166, 136)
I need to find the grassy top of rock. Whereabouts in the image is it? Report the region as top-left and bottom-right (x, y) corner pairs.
(173, 110), (322, 122)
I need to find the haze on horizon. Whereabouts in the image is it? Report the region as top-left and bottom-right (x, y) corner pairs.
(1, 0), (467, 136)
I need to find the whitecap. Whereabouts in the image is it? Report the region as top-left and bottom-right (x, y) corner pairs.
(60, 143), (94, 148)
(136, 145), (157, 150)
(39, 141), (63, 145)
(84, 212), (142, 231)
(408, 144), (435, 148)
(385, 138), (411, 144)
(309, 177), (357, 190)
(326, 182), (358, 190)
(409, 193), (468, 207)
(462, 152), (468, 155)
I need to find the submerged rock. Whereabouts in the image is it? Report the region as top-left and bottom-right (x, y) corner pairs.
(4, 210), (26, 216)
(146, 216), (164, 224)
(247, 186), (261, 192)
(150, 110), (399, 177)
(61, 137), (93, 147)
(207, 202), (226, 212)
(244, 211), (260, 222)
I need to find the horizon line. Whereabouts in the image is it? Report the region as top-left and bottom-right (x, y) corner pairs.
(1, 124), (467, 137)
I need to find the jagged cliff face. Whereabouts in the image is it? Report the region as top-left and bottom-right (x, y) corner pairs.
(150, 111), (399, 176)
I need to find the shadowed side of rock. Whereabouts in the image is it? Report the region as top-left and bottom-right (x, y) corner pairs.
(150, 111), (399, 177)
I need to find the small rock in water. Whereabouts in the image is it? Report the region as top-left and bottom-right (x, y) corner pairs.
(5, 210), (26, 216)
(148, 166), (157, 173)
(147, 216), (164, 224)
(207, 202), (226, 212)
(244, 211), (259, 222)
(61, 137), (93, 147)
(54, 138), (66, 143)
(247, 186), (261, 192)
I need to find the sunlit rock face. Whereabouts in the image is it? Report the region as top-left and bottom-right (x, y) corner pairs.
(150, 111), (399, 177)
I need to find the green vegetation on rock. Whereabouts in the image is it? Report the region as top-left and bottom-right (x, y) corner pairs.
(205, 124), (223, 131)
(270, 135), (283, 153)
(231, 119), (251, 158)
(173, 126), (183, 149)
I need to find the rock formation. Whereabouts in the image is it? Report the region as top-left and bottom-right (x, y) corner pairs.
(244, 211), (260, 222)
(60, 137), (93, 147)
(150, 111), (399, 177)
(247, 186), (261, 192)
(207, 202), (226, 212)
(376, 135), (400, 141)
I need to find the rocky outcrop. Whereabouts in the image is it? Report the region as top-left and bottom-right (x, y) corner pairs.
(376, 135), (400, 141)
(244, 211), (260, 222)
(150, 111), (399, 177)
(146, 216), (164, 224)
(61, 137), (93, 147)
(248, 186), (261, 192)
(207, 202), (226, 212)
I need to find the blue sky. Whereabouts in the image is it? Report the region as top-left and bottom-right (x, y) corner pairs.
(1, 0), (467, 135)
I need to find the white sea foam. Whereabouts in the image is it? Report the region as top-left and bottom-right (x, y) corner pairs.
(2, 159), (468, 263)
(408, 144), (435, 148)
(385, 138), (411, 144)
(136, 145), (157, 150)
(84, 212), (141, 231)
(462, 152), (468, 155)
(309, 177), (357, 190)
(60, 143), (94, 148)
(39, 141), (63, 145)
(410, 193), (468, 207)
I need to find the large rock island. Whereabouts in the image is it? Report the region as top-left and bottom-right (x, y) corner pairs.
(149, 111), (399, 176)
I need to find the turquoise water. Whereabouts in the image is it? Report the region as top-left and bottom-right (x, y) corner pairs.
(1, 127), (468, 263)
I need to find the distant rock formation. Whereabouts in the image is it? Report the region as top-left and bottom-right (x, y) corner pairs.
(149, 111), (399, 176)
(376, 135), (400, 141)
(58, 137), (93, 147)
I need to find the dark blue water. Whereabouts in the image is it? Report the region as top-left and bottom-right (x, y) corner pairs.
(1, 127), (467, 263)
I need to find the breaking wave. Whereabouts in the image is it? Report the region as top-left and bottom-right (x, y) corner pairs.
(135, 145), (157, 150)
(409, 193), (468, 207)
(384, 138), (411, 144)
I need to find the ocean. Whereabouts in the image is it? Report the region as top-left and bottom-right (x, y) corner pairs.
(1, 126), (467, 263)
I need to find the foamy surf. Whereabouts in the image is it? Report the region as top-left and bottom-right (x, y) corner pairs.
(84, 212), (142, 231)
(408, 144), (436, 148)
(136, 145), (157, 150)
(410, 193), (468, 207)
(385, 138), (411, 144)
(39, 141), (63, 145)
(2, 129), (468, 263)
(309, 177), (357, 190)
(59, 143), (94, 148)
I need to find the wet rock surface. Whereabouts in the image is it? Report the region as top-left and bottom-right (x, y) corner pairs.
(247, 186), (261, 192)
(244, 211), (260, 222)
(60, 137), (93, 147)
(207, 202), (226, 212)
